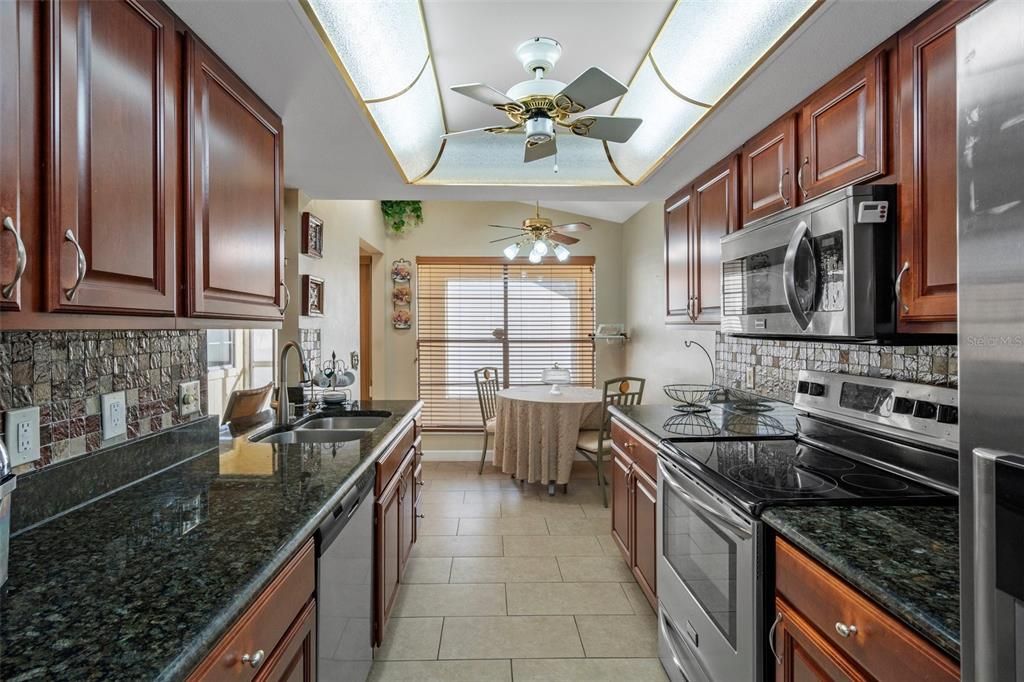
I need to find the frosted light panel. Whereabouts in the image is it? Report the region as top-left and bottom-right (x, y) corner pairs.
(610, 59), (706, 182)
(306, 0), (428, 101)
(651, 0), (816, 106)
(368, 67), (445, 180)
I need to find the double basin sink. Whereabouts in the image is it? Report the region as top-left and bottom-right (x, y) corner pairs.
(251, 413), (391, 445)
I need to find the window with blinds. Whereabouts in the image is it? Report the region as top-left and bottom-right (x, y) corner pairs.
(416, 257), (596, 430)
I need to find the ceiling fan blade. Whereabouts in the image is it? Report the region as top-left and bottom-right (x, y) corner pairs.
(552, 222), (592, 233)
(442, 125), (522, 140)
(450, 83), (524, 112)
(554, 67), (628, 113)
(489, 235), (523, 244)
(549, 233), (580, 245)
(569, 116), (642, 143)
(524, 137), (557, 163)
(488, 224), (525, 230)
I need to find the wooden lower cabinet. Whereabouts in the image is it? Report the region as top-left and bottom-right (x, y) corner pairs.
(630, 466), (657, 607)
(255, 600), (316, 682)
(773, 538), (958, 682)
(375, 469), (402, 647)
(609, 418), (658, 610)
(610, 447), (632, 559)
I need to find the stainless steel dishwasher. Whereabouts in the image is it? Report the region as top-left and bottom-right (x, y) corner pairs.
(316, 467), (375, 682)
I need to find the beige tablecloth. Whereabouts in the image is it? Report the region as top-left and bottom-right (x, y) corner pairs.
(493, 386), (603, 485)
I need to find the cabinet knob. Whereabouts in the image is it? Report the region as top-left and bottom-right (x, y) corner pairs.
(834, 621), (858, 638)
(416, 480), (425, 487)
(241, 649), (265, 669)
(415, 513), (425, 519)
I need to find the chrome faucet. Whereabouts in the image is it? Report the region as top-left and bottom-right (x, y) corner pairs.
(277, 340), (307, 427)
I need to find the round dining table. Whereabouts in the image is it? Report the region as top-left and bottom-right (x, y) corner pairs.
(493, 385), (604, 495)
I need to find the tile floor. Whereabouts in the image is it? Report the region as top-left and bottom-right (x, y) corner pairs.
(368, 460), (668, 682)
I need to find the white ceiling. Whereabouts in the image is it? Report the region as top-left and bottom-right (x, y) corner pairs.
(168, 0), (937, 209)
(518, 200), (650, 224)
(423, 0), (672, 133)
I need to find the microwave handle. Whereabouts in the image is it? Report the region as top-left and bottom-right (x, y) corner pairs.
(782, 220), (816, 330)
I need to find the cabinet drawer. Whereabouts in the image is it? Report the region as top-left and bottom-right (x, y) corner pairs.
(376, 420), (415, 496)
(775, 538), (958, 682)
(609, 420), (657, 480)
(189, 540), (315, 682)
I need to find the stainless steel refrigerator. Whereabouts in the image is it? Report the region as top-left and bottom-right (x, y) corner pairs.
(958, 0), (1024, 679)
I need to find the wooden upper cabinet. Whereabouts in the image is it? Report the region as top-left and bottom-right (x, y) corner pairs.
(798, 49), (888, 201)
(185, 34), (284, 321)
(46, 0), (179, 315)
(741, 115), (797, 226)
(691, 154), (739, 324)
(896, 1), (982, 332)
(664, 189), (692, 319)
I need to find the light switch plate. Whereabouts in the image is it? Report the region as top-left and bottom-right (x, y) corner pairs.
(101, 391), (127, 440)
(4, 406), (40, 466)
(178, 380), (200, 417)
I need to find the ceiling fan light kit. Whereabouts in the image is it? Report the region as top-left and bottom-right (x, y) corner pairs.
(494, 203), (588, 262)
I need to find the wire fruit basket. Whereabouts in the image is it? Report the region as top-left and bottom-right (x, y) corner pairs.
(663, 383), (720, 413)
(726, 386), (773, 412)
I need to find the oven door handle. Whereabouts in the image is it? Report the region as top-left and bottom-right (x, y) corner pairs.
(782, 220), (816, 331)
(658, 458), (752, 539)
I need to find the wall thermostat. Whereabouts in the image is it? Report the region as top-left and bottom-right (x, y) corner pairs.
(857, 201), (889, 223)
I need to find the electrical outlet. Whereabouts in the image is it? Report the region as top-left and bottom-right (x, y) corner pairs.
(178, 380), (200, 417)
(746, 367), (756, 388)
(4, 406), (40, 466)
(101, 391), (127, 440)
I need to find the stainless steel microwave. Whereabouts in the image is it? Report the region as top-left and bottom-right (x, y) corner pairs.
(720, 184), (896, 339)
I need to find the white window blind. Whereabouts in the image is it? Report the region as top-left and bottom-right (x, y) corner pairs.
(416, 257), (596, 430)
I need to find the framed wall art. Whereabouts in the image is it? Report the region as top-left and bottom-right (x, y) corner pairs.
(302, 275), (325, 316)
(301, 212), (324, 259)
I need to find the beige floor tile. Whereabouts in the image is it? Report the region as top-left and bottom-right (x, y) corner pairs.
(575, 615), (659, 657)
(581, 504), (612, 521)
(499, 500), (587, 519)
(411, 535), (503, 558)
(507, 582), (634, 615)
(418, 501), (500, 519)
(420, 462), (468, 477)
(464, 490), (540, 504)
(458, 517), (549, 536)
(450, 557), (562, 584)
(557, 556), (634, 583)
(402, 557), (452, 584)
(537, 485), (607, 505)
(438, 616), (585, 659)
(596, 534), (626, 557)
(374, 617), (443, 660)
(392, 583), (507, 617)
(368, 659), (512, 682)
(503, 535), (604, 557)
(621, 581), (656, 616)
(417, 516), (460, 536)
(512, 658), (668, 681)
(418, 490), (466, 505)
(546, 517), (612, 536)
(429, 478), (519, 492)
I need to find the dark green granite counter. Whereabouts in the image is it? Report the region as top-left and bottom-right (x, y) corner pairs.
(0, 400), (421, 681)
(763, 505), (960, 660)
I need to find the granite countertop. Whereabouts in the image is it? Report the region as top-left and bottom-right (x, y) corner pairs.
(609, 399), (799, 443)
(0, 400), (421, 682)
(763, 505), (960, 660)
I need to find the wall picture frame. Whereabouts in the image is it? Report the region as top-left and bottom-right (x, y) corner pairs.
(301, 212), (324, 259)
(302, 275), (325, 316)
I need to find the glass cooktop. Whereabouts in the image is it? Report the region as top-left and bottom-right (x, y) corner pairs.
(609, 401), (799, 442)
(659, 439), (955, 516)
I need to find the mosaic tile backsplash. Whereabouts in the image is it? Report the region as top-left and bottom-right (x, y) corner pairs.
(300, 327), (322, 374)
(0, 330), (208, 475)
(715, 334), (958, 403)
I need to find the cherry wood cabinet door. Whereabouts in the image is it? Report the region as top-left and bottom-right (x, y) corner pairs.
(742, 115), (797, 226)
(398, 453), (415, 575)
(631, 465), (657, 610)
(46, 0), (178, 315)
(664, 188), (693, 320)
(374, 476), (401, 647)
(185, 34), (284, 321)
(609, 446), (632, 561)
(254, 600), (316, 682)
(773, 600), (870, 682)
(798, 49), (888, 201)
(896, 1), (983, 332)
(692, 155), (739, 324)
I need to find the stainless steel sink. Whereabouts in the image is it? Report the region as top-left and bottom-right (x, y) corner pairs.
(253, 429), (366, 445)
(297, 416), (388, 431)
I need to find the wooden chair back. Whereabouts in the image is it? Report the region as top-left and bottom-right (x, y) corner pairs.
(474, 367), (501, 425)
(222, 383), (274, 425)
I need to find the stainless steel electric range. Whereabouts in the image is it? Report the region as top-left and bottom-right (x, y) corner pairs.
(655, 370), (959, 682)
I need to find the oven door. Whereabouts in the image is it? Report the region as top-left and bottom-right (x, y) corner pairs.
(657, 454), (761, 682)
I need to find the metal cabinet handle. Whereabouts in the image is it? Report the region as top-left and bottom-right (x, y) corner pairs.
(894, 261), (910, 314)
(797, 156), (809, 199)
(1, 216), (26, 299)
(415, 513), (425, 519)
(416, 480), (425, 487)
(688, 295), (698, 322)
(241, 649), (265, 668)
(779, 168), (791, 208)
(63, 228), (87, 301)
(280, 281), (291, 314)
(769, 611), (783, 664)
(834, 621), (858, 638)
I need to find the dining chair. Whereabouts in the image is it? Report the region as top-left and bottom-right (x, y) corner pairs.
(221, 383), (274, 425)
(474, 367), (501, 475)
(575, 376), (646, 507)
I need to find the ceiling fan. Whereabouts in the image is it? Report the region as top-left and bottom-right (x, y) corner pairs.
(444, 37), (642, 164)
(489, 203), (591, 262)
